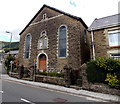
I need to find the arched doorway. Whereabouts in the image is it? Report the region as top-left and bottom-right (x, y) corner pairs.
(38, 54), (47, 71)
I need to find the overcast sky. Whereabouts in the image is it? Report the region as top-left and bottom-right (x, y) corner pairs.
(0, 0), (119, 42)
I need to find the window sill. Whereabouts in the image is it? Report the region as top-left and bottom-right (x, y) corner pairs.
(58, 56), (67, 59)
(107, 45), (120, 48)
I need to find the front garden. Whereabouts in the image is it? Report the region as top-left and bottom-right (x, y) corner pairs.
(86, 57), (120, 89)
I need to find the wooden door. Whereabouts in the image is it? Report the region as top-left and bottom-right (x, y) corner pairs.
(39, 54), (46, 71)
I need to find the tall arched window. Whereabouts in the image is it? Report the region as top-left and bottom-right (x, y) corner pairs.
(58, 26), (67, 57)
(24, 34), (31, 59)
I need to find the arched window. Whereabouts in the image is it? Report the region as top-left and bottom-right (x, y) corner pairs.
(58, 26), (67, 57)
(38, 31), (48, 49)
(24, 34), (31, 59)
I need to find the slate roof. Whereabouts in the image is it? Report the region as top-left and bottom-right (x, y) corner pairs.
(88, 14), (120, 31)
(19, 4), (87, 35)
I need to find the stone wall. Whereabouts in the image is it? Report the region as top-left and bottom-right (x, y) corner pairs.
(9, 72), (65, 86)
(35, 75), (65, 86)
(9, 72), (19, 79)
(93, 29), (108, 58)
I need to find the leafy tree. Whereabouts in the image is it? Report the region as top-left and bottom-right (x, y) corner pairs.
(5, 55), (15, 72)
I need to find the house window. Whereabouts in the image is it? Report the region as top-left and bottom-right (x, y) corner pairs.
(108, 30), (120, 46)
(24, 34), (31, 59)
(58, 26), (67, 57)
(38, 31), (48, 49)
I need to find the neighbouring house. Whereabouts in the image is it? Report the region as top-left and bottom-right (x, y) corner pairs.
(5, 50), (19, 58)
(18, 4), (90, 73)
(88, 14), (120, 60)
(0, 41), (9, 62)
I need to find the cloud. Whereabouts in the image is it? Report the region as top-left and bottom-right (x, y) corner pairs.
(0, 28), (21, 42)
(10, 28), (21, 42)
(0, 0), (119, 42)
(0, 39), (3, 41)
(69, 1), (77, 7)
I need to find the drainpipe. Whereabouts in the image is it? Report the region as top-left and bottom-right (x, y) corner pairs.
(91, 29), (95, 60)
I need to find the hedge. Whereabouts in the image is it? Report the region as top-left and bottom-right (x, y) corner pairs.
(86, 58), (120, 89)
(86, 60), (107, 83)
(37, 72), (64, 78)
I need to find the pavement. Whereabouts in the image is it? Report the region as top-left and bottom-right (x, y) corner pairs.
(1, 74), (120, 102)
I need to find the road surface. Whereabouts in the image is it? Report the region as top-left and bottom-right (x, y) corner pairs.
(2, 79), (100, 103)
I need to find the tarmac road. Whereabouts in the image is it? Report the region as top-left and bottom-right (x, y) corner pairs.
(2, 79), (100, 103)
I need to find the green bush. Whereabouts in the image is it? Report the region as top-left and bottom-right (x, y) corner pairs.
(12, 68), (18, 73)
(105, 73), (120, 89)
(4, 55), (15, 73)
(87, 58), (120, 89)
(23, 68), (30, 78)
(87, 60), (107, 83)
(96, 58), (120, 72)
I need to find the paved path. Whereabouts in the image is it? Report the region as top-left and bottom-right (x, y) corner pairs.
(0, 63), (6, 74)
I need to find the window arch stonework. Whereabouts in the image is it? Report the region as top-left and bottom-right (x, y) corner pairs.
(24, 33), (31, 59)
(58, 25), (67, 57)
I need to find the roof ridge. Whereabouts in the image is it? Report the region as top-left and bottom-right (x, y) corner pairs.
(96, 13), (120, 20)
(43, 4), (81, 20)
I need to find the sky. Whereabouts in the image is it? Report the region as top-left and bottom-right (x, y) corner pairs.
(0, 0), (119, 42)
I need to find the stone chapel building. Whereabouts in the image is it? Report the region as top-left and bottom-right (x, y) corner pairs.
(18, 5), (90, 72)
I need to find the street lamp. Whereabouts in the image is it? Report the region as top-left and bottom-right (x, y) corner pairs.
(5, 31), (13, 74)
(5, 31), (12, 55)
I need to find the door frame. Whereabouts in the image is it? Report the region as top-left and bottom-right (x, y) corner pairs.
(37, 52), (48, 71)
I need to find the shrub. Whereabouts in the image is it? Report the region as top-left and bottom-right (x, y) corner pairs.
(4, 55), (15, 73)
(86, 60), (107, 83)
(23, 68), (30, 78)
(12, 68), (18, 73)
(96, 58), (120, 72)
(87, 58), (120, 89)
(48, 72), (64, 77)
(105, 73), (120, 89)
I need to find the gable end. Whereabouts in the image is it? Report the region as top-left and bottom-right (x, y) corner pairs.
(19, 4), (87, 35)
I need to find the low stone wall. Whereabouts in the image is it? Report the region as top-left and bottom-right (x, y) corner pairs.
(9, 72), (19, 79)
(35, 75), (65, 86)
(9, 72), (65, 86)
(89, 83), (120, 96)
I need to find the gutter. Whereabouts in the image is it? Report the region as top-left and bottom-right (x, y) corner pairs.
(91, 29), (95, 60)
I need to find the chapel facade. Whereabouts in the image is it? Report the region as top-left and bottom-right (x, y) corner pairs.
(18, 5), (90, 72)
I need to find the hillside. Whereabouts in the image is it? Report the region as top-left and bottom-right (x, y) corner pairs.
(0, 41), (9, 49)
(0, 41), (19, 53)
(3, 42), (19, 48)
